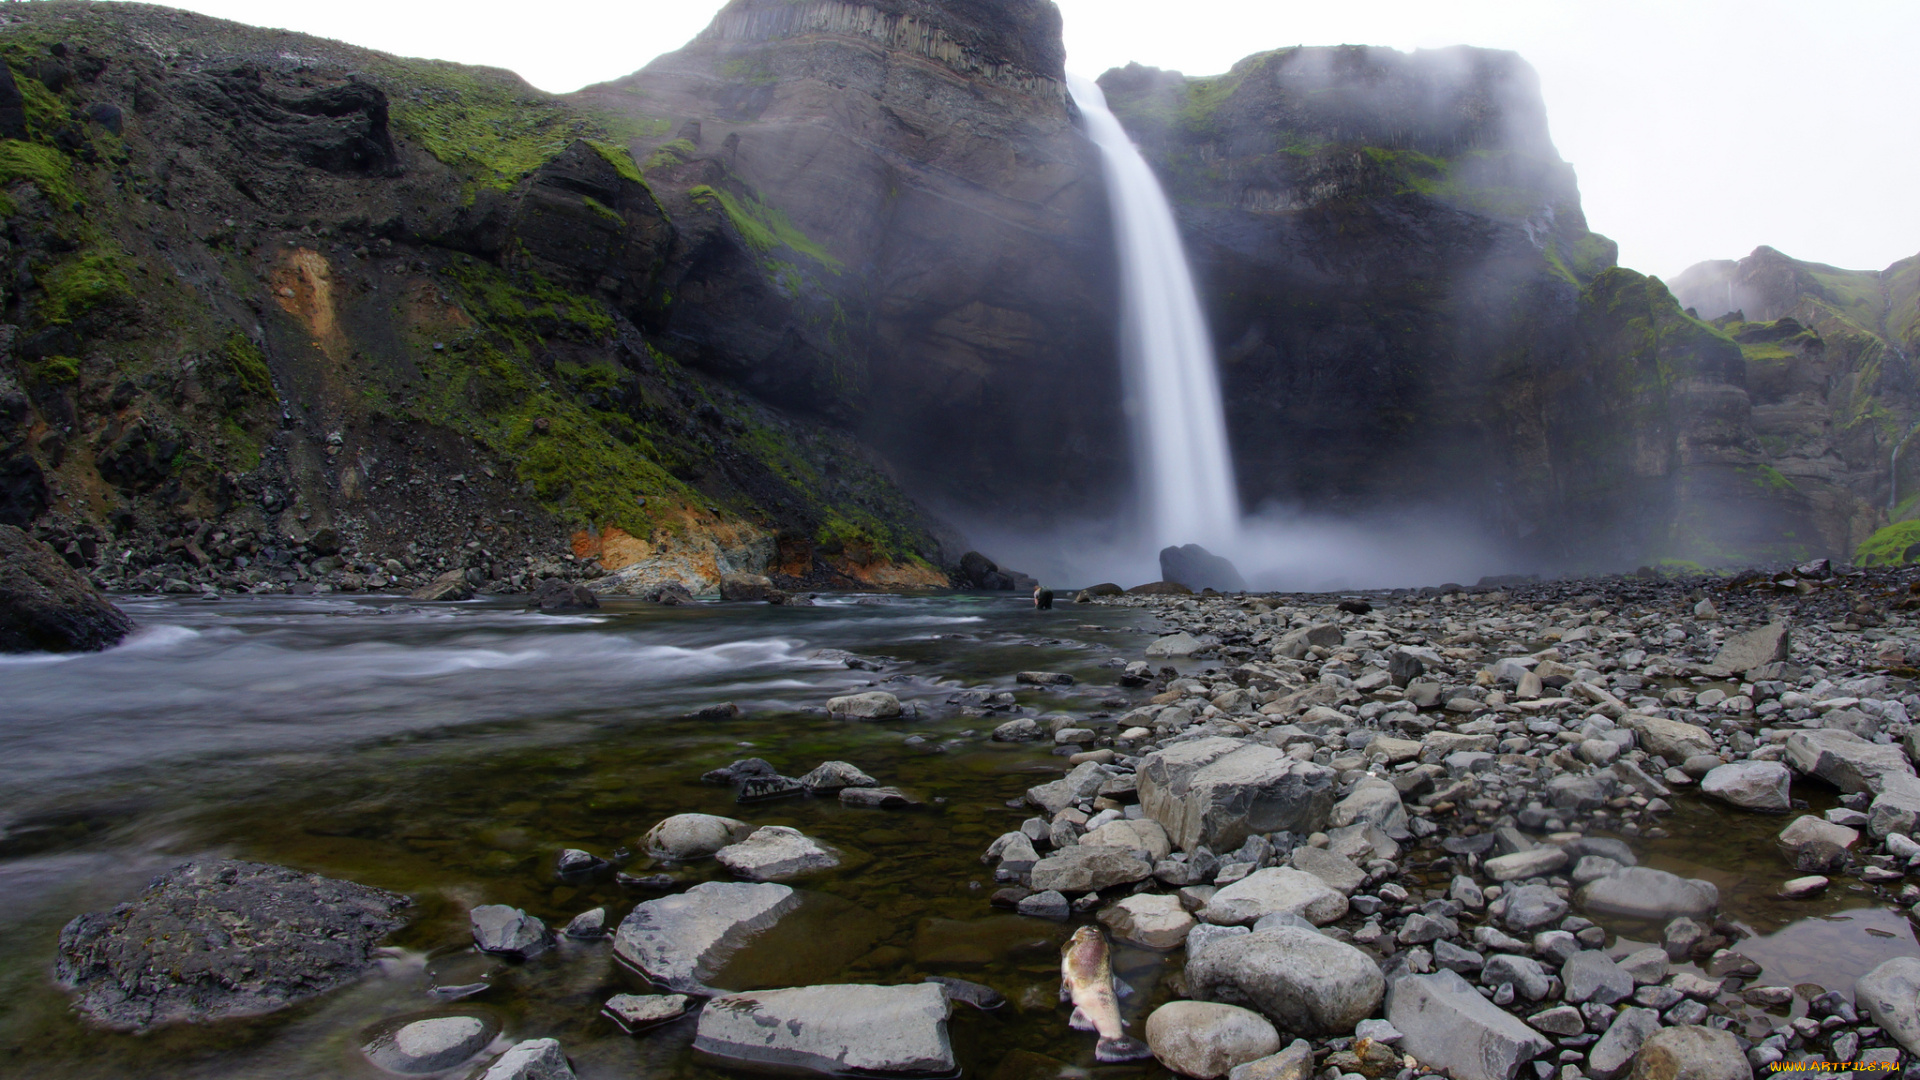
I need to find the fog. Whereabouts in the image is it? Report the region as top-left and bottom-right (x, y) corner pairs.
(958, 503), (1514, 595)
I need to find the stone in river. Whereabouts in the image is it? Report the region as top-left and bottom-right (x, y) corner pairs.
(826, 691), (903, 720)
(1785, 728), (1915, 794)
(798, 760), (878, 792)
(479, 1038), (578, 1080)
(1145, 1000), (1280, 1080)
(1855, 956), (1920, 1055)
(1016, 890), (1071, 920)
(924, 975), (1005, 1010)
(1386, 968), (1549, 1080)
(1778, 875), (1829, 898)
(563, 907), (608, 939)
(612, 880), (799, 994)
(1484, 847), (1567, 882)
(840, 785), (920, 809)
(1027, 760), (1119, 815)
(54, 860), (410, 1032)
(1028, 845), (1153, 893)
(693, 983), (954, 1077)
(1776, 814), (1857, 871)
(1018, 670), (1075, 686)
(716, 826), (840, 881)
(1699, 762), (1790, 811)
(1576, 867), (1717, 921)
(992, 717), (1044, 741)
(1186, 926), (1383, 1035)
(1137, 737), (1334, 852)
(1626, 1024), (1751, 1080)
(0, 524), (133, 652)
(645, 813), (756, 859)
(602, 992), (692, 1034)
(1147, 631), (1206, 657)
(1624, 716), (1715, 762)
(1201, 867), (1347, 927)
(1100, 893), (1196, 949)
(1562, 951), (1635, 1005)
(364, 1014), (494, 1073)
(472, 904), (554, 959)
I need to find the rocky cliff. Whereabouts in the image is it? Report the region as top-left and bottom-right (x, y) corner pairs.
(572, 0), (1125, 524)
(1670, 246), (1920, 564)
(0, 1), (954, 595)
(1098, 46), (1866, 571)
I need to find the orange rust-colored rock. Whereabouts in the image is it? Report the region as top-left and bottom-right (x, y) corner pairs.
(573, 512), (775, 594)
(270, 247), (345, 359)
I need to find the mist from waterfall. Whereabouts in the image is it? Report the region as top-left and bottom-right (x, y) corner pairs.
(1068, 73), (1240, 553)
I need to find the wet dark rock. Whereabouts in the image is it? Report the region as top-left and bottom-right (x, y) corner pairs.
(1160, 544), (1247, 593)
(529, 578), (599, 611)
(613, 881), (799, 995)
(702, 757), (779, 784)
(925, 975), (1005, 1010)
(555, 848), (611, 880)
(685, 701), (743, 720)
(841, 785), (920, 809)
(471, 904), (554, 959)
(0, 524), (133, 652)
(957, 552), (1037, 592)
(798, 760), (878, 792)
(719, 573), (777, 602)
(410, 569), (475, 602)
(736, 774), (807, 803)
(54, 860), (410, 1032)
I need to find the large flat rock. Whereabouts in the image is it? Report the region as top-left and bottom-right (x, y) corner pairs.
(1138, 737), (1334, 853)
(694, 983), (954, 1076)
(54, 860), (410, 1032)
(613, 881), (800, 994)
(1186, 926), (1382, 1035)
(1388, 969), (1549, 1080)
(1576, 867), (1717, 921)
(1786, 728), (1915, 794)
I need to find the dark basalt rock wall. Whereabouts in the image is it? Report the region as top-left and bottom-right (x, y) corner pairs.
(575, 0), (1127, 520)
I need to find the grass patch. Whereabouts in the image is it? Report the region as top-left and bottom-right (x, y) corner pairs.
(36, 245), (129, 324)
(22, 353), (78, 384)
(221, 332), (273, 397)
(445, 259), (616, 343)
(587, 139), (646, 186)
(689, 185), (841, 272)
(1857, 521), (1920, 566)
(0, 138), (76, 207)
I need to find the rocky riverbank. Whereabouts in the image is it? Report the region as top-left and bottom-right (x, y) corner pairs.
(43, 562), (1920, 1080)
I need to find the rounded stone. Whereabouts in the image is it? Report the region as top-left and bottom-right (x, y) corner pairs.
(1627, 1024), (1751, 1080)
(1185, 926), (1384, 1035)
(364, 1014), (493, 1073)
(1100, 893), (1196, 949)
(1146, 1001), (1282, 1079)
(644, 813), (756, 859)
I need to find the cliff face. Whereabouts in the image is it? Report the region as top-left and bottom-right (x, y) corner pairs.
(1099, 46), (1848, 570)
(1671, 246), (1920, 562)
(0, 2), (952, 594)
(572, 0), (1126, 522)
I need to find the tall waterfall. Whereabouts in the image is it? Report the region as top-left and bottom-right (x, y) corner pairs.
(1068, 73), (1241, 551)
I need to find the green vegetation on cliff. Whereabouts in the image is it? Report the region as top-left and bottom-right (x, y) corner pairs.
(1857, 521), (1920, 566)
(688, 184), (841, 271)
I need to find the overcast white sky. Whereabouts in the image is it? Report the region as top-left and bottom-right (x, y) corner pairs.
(145, 0), (1917, 278)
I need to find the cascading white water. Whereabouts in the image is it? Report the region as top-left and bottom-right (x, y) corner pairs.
(1068, 73), (1241, 551)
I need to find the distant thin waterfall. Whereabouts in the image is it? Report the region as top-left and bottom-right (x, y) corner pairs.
(1067, 73), (1240, 550)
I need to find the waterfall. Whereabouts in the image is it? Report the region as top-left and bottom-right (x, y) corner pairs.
(1067, 73), (1241, 551)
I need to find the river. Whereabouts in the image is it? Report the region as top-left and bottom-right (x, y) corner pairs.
(0, 594), (1912, 1077)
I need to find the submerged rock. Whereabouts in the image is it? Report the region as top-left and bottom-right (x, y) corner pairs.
(364, 1015), (495, 1074)
(471, 904), (554, 959)
(693, 983), (955, 1077)
(1576, 867), (1718, 921)
(612, 881), (799, 994)
(54, 860), (410, 1032)
(0, 524), (133, 652)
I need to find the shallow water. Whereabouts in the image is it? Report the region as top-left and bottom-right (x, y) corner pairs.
(0, 595), (1912, 1078)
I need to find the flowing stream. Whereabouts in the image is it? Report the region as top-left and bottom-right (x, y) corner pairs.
(0, 595), (1913, 1078)
(1068, 74), (1241, 552)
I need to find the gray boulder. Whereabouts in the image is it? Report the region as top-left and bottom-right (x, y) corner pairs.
(1627, 1025), (1752, 1080)
(1186, 926), (1383, 1035)
(694, 983), (954, 1076)
(1201, 868), (1348, 927)
(798, 761), (878, 792)
(826, 691), (904, 720)
(1160, 544), (1248, 593)
(1562, 951), (1634, 1004)
(1786, 728), (1915, 794)
(1228, 1040), (1315, 1080)
(1328, 779), (1407, 832)
(644, 813), (757, 859)
(1706, 622), (1789, 676)
(1138, 737), (1334, 853)
(1624, 716), (1714, 762)
(1027, 760), (1119, 815)
(1387, 968), (1550, 1080)
(1289, 847), (1365, 895)
(1855, 956), (1920, 1055)
(0, 524), (133, 652)
(1145, 1000), (1280, 1079)
(479, 1038), (578, 1080)
(1588, 1007), (1662, 1080)
(54, 860), (410, 1033)
(992, 717), (1044, 742)
(602, 992), (693, 1033)
(1484, 848), (1567, 882)
(1029, 845), (1154, 893)
(1501, 884), (1570, 931)
(472, 905), (554, 959)
(1577, 867), (1717, 920)
(1870, 784), (1920, 839)
(715, 826), (840, 881)
(1148, 631), (1207, 658)
(365, 1015), (495, 1073)
(1700, 762), (1790, 811)
(612, 881), (799, 994)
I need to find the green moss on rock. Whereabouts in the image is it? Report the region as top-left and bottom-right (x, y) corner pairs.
(37, 245), (130, 324)
(1857, 521), (1920, 566)
(689, 184), (841, 272)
